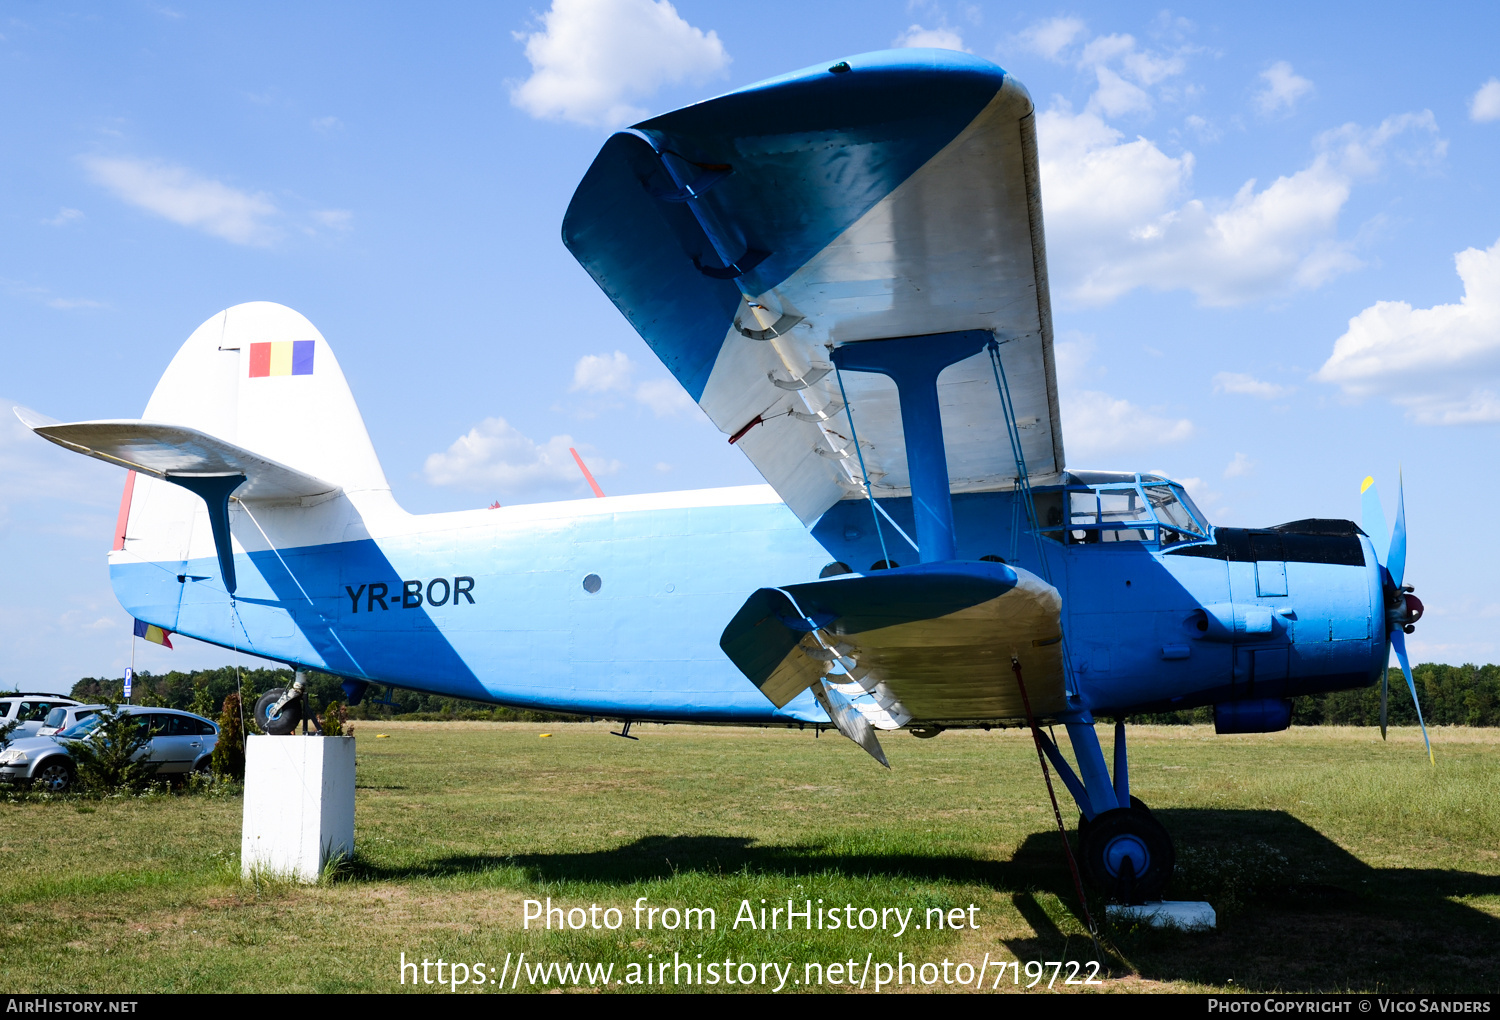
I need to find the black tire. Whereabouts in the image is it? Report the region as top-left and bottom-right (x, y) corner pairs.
(1080, 806), (1174, 904)
(255, 689), (303, 735)
(1078, 795), (1152, 839)
(32, 757), (75, 794)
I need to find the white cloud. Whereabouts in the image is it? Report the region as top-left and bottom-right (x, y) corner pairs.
(571, 350), (634, 393)
(634, 377), (696, 416)
(511, 0), (730, 128)
(1315, 237), (1500, 424)
(570, 351), (697, 416)
(44, 208), (84, 227)
(1471, 79), (1500, 123)
(82, 155), (278, 245)
(1039, 108), (1443, 305)
(1255, 61), (1313, 116)
(1213, 372), (1293, 399)
(311, 209), (353, 230)
(422, 416), (618, 496)
(310, 115), (343, 132)
(1, 279), (105, 312)
(1017, 16), (1086, 61)
(1055, 336), (1193, 459)
(1017, 18), (1186, 119)
(1223, 452), (1253, 478)
(893, 24), (968, 52)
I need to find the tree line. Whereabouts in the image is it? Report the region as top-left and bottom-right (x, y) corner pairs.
(67, 667), (577, 724)
(56, 661), (1500, 728)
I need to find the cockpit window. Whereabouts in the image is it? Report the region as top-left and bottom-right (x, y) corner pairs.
(1043, 476), (1209, 545)
(1145, 484), (1205, 536)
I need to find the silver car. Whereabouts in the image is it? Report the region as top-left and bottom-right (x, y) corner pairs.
(0, 694), (82, 738)
(0, 707), (220, 793)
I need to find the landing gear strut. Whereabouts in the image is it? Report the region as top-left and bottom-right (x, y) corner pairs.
(254, 671), (307, 735)
(1039, 716), (1178, 903)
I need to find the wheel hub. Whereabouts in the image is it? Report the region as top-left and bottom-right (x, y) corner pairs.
(1103, 833), (1150, 877)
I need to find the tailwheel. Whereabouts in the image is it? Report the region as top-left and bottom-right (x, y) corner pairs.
(254, 688), (303, 735)
(1080, 806), (1174, 904)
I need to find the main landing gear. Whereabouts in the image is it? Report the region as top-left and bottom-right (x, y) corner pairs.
(254, 670), (308, 735)
(1036, 717), (1176, 904)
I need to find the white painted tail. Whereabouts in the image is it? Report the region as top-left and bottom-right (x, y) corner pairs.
(143, 301), (388, 494)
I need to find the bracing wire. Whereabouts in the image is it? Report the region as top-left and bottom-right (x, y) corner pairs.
(834, 364), (893, 567)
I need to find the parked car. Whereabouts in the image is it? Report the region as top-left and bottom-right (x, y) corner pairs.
(0, 694), (82, 738)
(0, 707), (219, 793)
(37, 703), (104, 738)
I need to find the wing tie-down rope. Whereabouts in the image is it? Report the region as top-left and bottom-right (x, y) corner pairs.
(1012, 655), (1105, 963)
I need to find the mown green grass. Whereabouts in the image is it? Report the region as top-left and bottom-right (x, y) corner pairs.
(1, 722), (1496, 994)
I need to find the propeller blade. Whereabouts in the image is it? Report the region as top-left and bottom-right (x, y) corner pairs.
(1387, 471), (1407, 588)
(1390, 628), (1434, 765)
(1361, 476), (1391, 568)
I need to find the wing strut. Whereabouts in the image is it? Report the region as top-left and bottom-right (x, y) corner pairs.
(832, 329), (992, 563)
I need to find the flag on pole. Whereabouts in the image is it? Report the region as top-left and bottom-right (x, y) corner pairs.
(133, 619), (173, 649)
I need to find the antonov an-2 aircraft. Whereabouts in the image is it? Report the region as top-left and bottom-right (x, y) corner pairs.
(20, 49), (1428, 903)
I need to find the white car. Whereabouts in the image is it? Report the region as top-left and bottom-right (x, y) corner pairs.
(0, 694), (81, 738)
(37, 703), (104, 737)
(0, 707), (220, 793)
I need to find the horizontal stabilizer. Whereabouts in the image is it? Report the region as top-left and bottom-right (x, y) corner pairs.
(15, 409), (340, 504)
(720, 560), (1068, 724)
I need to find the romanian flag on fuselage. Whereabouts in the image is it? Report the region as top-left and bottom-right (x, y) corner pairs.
(248, 340), (314, 378)
(133, 619), (173, 649)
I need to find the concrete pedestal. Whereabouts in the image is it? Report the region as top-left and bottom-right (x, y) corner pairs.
(1106, 900), (1216, 930)
(242, 734), (355, 882)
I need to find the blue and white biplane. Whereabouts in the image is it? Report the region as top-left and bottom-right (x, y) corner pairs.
(19, 49), (1428, 902)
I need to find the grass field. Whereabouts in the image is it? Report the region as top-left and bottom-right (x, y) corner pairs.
(1, 722), (1497, 994)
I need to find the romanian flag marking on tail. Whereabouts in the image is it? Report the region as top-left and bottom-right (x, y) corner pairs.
(248, 340), (315, 378)
(133, 619), (174, 649)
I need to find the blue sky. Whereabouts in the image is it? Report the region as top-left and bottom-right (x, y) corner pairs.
(4, 1), (1499, 692)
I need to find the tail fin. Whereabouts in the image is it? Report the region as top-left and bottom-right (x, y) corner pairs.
(20, 302), (390, 596)
(144, 301), (388, 494)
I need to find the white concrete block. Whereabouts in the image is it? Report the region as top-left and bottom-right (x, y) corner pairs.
(242, 735), (355, 882)
(1106, 900), (1216, 930)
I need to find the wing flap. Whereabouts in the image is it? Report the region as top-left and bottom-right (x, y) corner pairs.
(719, 561), (1067, 722)
(15, 409), (340, 504)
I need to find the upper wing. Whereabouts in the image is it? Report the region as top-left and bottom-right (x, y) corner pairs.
(15, 408), (340, 504)
(719, 561), (1067, 726)
(563, 49), (1064, 523)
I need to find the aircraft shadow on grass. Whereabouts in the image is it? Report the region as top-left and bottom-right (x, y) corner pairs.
(349, 809), (1500, 991)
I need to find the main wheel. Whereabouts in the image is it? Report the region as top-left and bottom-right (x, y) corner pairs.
(255, 689), (303, 735)
(33, 758), (75, 793)
(1080, 806), (1174, 904)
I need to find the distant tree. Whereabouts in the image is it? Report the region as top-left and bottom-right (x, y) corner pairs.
(189, 673), (215, 720)
(67, 705), (158, 794)
(212, 692), (246, 781)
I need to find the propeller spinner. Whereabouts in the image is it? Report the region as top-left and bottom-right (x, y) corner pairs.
(1360, 474), (1433, 764)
